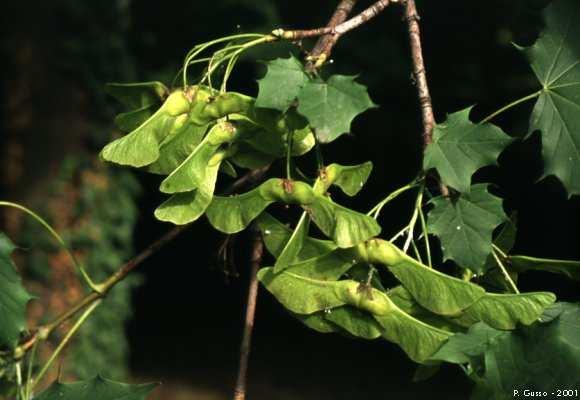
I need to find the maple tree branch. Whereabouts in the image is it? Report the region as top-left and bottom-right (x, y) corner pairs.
(306, 0), (358, 72)
(403, 0), (449, 196)
(13, 165), (271, 360)
(274, 0), (399, 68)
(233, 228), (264, 400)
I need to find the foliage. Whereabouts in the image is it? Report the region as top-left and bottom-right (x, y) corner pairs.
(15, 159), (142, 382)
(0, 235), (34, 349)
(1, 0), (579, 398)
(524, 0), (580, 196)
(432, 303), (580, 399)
(34, 376), (156, 400)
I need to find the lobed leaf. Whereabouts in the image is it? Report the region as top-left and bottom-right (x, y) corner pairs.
(524, 0), (580, 196)
(255, 55), (309, 112)
(0, 233), (34, 349)
(423, 108), (514, 193)
(427, 184), (508, 272)
(297, 75), (376, 143)
(433, 302), (580, 397)
(35, 375), (157, 400)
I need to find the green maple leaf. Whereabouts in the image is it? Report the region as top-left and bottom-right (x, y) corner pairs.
(255, 55), (309, 112)
(427, 184), (508, 272)
(524, 0), (580, 196)
(35, 375), (157, 400)
(297, 75), (376, 143)
(423, 108), (514, 193)
(0, 233), (34, 349)
(432, 303), (580, 398)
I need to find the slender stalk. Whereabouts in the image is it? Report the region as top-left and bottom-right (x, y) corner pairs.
(233, 229), (264, 400)
(24, 341), (38, 399)
(492, 249), (520, 294)
(182, 33), (266, 87)
(403, 190), (422, 252)
(0, 201), (97, 291)
(15, 362), (23, 400)
(480, 91), (541, 124)
(389, 226), (409, 243)
(418, 205), (432, 268)
(32, 301), (101, 389)
(200, 36), (274, 89)
(315, 142), (325, 170)
(13, 166), (272, 360)
(410, 239), (423, 264)
(492, 244), (508, 258)
(368, 182), (419, 218)
(286, 130), (293, 180)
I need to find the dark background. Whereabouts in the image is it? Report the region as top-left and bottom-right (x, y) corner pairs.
(2, 0), (579, 399)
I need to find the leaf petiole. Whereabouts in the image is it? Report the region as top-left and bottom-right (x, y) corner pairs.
(0, 201), (98, 292)
(368, 181), (420, 219)
(418, 204), (432, 268)
(492, 248), (520, 294)
(479, 91), (541, 124)
(32, 300), (101, 390)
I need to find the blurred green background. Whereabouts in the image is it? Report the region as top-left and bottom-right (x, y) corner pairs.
(1, 0), (578, 399)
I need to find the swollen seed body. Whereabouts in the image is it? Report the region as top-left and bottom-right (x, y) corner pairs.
(203, 93), (254, 120)
(366, 239), (403, 265)
(260, 179), (315, 205)
(207, 122), (237, 146)
(165, 91), (191, 116)
(171, 114), (189, 133)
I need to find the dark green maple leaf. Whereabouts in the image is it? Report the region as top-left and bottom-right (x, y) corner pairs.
(423, 108), (514, 193)
(432, 303), (580, 399)
(35, 375), (157, 400)
(0, 233), (34, 349)
(524, 0), (580, 196)
(297, 75), (376, 143)
(255, 55), (309, 112)
(427, 184), (508, 272)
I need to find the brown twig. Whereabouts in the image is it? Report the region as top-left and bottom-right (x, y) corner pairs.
(13, 165), (271, 359)
(403, 0), (449, 196)
(305, 0), (358, 72)
(233, 228), (264, 400)
(275, 0), (398, 69)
